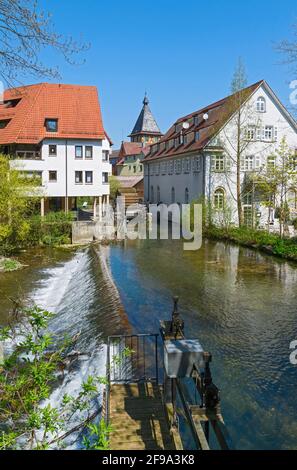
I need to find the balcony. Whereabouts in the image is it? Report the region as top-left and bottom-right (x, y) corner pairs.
(16, 150), (42, 160)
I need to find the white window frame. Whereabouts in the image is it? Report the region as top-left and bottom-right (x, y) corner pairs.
(256, 96), (266, 113)
(214, 188), (225, 210)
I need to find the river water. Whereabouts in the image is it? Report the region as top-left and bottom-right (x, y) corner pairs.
(0, 240), (297, 450)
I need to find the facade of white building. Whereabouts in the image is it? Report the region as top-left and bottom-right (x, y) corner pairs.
(144, 81), (297, 229)
(0, 83), (111, 217)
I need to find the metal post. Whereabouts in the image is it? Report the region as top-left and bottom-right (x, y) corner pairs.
(155, 334), (159, 384)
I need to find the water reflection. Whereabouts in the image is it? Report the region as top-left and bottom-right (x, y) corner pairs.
(109, 238), (297, 450)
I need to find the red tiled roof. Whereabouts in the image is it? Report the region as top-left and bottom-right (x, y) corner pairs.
(119, 141), (144, 157)
(0, 83), (106, 144)
(144, 80), (264, 162)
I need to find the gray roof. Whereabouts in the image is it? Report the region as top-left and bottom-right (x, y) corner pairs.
(130, 95), (162, 136)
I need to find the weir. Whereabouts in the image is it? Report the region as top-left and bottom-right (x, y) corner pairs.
(103, 297), (233, 451)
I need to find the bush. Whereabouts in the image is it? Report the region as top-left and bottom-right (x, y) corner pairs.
(29, 211), (73, 247)
(0, 305), (109, 450)
(205, 225), (297, 261)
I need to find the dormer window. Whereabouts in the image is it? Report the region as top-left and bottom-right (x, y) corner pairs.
(256, 97), (266, 113)
(194, 115), (199, 126)
(0, 119), (10, 129)
(195, 131), (200, 142)
(45, 119), (58, 132)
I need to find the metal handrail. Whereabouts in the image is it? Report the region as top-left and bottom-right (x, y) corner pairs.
(105, 333), (159, 426)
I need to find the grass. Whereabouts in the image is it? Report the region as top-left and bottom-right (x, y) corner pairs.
(0, 257), (23, 272)
(205, 225), (297, 262)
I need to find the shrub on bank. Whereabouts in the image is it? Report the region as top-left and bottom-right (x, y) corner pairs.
(31, 211), (73, 246)
(0, 212), (73, 255)
(205, 226), (297, 261)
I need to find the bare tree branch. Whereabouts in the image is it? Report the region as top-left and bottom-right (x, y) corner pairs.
(0, 0), (89, 86)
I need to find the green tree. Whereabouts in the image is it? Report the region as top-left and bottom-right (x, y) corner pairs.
(109, 175), (120, 201)
(0, 304), (110, 450)
(257, 137), (297, 237)
(0, 155), (40, 254)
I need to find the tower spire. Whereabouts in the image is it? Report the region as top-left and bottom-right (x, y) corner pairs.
(129, 94), (162, 143)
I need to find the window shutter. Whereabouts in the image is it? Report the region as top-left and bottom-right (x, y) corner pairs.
(255, 155), (260, 169)
(256, 127), (261, 141)
(274, 126), (278, 141)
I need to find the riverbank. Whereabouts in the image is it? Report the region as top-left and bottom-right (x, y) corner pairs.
(205, 226), (297, 261)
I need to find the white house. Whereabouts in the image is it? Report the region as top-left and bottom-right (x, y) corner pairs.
(143, 80), (297, 229)
(0, 83), (111, 217)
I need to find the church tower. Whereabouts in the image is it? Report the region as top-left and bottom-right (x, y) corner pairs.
(129, 94), (162, 144)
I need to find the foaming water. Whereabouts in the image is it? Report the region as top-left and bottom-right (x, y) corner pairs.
(28, 246), (127, 448)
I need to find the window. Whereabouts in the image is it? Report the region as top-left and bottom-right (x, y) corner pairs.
(193, 156), (201, 172)
(175, 159), (181, 174)
(214, 188), (225, 210)
(185, 188), (189, 204)
(140, 164), (143, 172)
(75, 145), (83, 158)
(49, 145), (57, 156)
(49, 170), (57, 182)
(256, 97), (266, 113)
(85, 146), (93, 159)
(102, 172), (109, 184)
(264, 126), (273, 141)
(212, 155), (225, 172)
(85, 171), (93, 184)
(267, 155), (276, 171)
(246, 126), (255, 141)
(184, 134), (188, 145)
(183, 157), (191, 173)
(45, 119), (58, 132)
(195, 131), (200, 142)
(102, 150), (109, 162)
(194, 115), (199, 126)
(171, 187), (175, 204)
(0, 119), (10, 129)
(243, 155), (254, 171)
(288, 189), (297, 209)
(133, 166), (136, 173)
(75, 171), (83, 184)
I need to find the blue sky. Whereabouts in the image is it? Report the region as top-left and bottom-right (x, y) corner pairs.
(36, 0), (297, 147)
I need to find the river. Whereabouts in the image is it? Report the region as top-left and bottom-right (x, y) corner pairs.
(0, 239), (297, 450)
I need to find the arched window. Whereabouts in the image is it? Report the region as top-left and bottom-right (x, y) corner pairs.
(157, 186), (160, 204)
(214, 188), (225, 210)
(256, 96), (266, 113)
(150, 186), (154, 203)
(185, 188), (189, 204)
(288, 188), (297, 209)
(171, 187), (175, 204)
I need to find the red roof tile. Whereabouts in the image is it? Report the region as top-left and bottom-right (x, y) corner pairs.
(0, 83), (106, 144)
